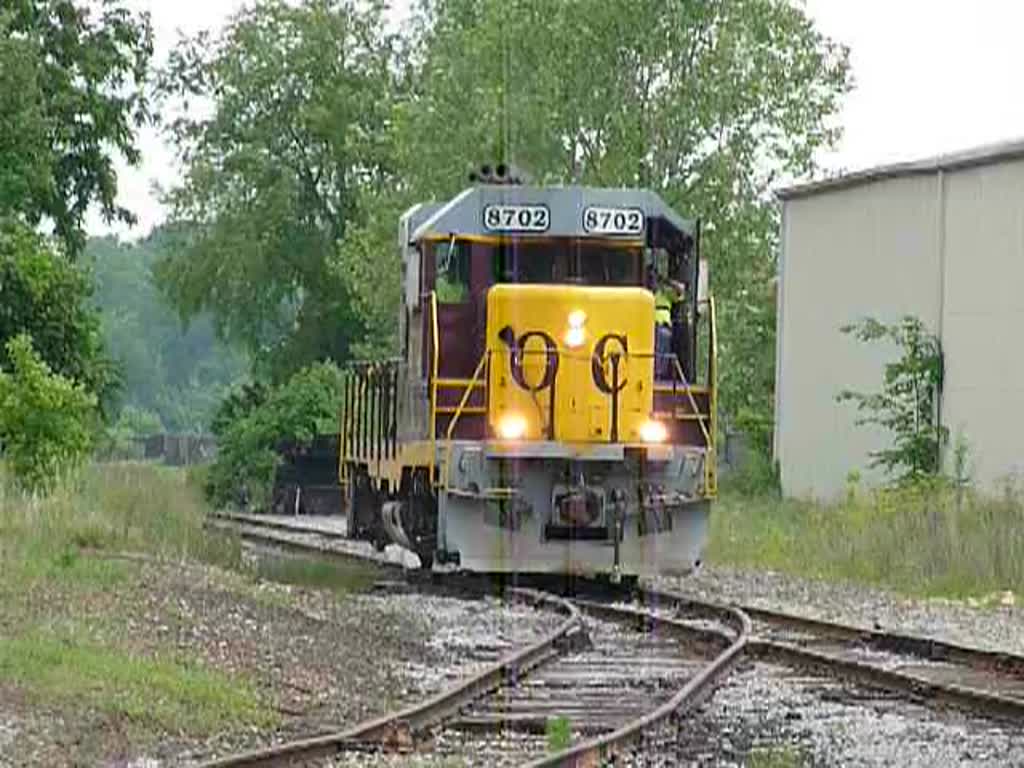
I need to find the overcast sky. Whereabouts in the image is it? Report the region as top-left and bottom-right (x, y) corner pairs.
(86, 0), (1024, 238)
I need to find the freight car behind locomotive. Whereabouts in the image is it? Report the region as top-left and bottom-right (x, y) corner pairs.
(340, 167), (717, 579)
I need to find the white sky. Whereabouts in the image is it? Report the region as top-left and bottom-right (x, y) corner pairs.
(86, 0), (1024, 238)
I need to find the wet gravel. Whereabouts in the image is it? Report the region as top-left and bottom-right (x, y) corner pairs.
(655, 564), (1024, 656)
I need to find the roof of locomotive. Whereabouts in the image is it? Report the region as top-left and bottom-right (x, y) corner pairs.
(407, 184), (696, 247)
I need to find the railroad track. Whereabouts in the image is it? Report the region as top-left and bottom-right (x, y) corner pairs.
(204, 513), (748, 766)
(205, 512), (1024, 766)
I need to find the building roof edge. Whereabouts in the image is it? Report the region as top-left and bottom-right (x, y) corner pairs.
(777, 137), (1024, 201)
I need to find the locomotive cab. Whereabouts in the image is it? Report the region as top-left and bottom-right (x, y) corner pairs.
(340, 172), (717, 578)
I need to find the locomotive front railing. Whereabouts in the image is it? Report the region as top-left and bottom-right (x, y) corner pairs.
(400, 287), (717, 495)
(707, 294), (718, 495)
(429, 290), (440, 485)
(441, 351), (490, 491)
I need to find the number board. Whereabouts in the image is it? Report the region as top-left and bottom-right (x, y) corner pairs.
(483, 204), (550, 232)
(582, 206), (644, 236)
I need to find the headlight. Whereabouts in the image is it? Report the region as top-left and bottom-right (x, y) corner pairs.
(564, 309), (587, 348)
(496, 412), (528, 440)
(639, 419), (668, 444)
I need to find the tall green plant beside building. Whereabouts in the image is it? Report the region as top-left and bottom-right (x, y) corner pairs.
(837, 316), (948, 483)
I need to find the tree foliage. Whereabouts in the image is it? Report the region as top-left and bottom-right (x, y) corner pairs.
(399, 0), (851, 440)
(0, 1), (152, 256)
(0, 218), (115, 409)
(0, 334), (98, 492)
(837, 316), (948, 484)
(156, 0), (400, 380)
(87, 229), (249, 431)
(205, 363), (344, 508)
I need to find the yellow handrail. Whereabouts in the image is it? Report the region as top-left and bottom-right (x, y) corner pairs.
(442, 352), (489, 490)
(338, 371), (351, 489)
(707, 294), (718, 496)
(429, 291), (440, 485)
(671, 357), (712, 450)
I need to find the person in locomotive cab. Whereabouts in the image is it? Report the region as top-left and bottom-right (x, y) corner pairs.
(654, 275), (693, 383)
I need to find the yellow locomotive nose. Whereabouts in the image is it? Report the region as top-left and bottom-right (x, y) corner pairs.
(487, 284), (655, 444)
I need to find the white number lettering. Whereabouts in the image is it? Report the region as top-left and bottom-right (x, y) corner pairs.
(582, 206), (645, 235)
(482, 204), (551, 232)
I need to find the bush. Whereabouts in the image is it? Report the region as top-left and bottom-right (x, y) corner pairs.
(97, 406), (165, 459)
(205, 362), (344, 509)
(0, 334), (98, 492)
(0, 218), (116, 410)
(837, 316), (946, 484)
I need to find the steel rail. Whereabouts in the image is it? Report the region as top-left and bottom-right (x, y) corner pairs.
(520, 600), (751, 768)
(747, 639), (1024, 723)
(646, 587), (1024, 722)
(646, 587), (1024, 678)
(199, 589), (585, 768)
(209, 511), (351, 541)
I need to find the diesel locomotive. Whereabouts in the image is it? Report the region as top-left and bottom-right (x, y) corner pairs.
(339, 166), (717, 579)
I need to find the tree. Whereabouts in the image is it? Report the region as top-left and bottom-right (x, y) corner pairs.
(0, 218), (116, 409)
(87, 229), (249, 431)
(837, 316), (948, 484)
(156, 0), (401, 381)
(205, 362), (344, 508)
(0, 334), (98, 492)
(0, 1), (153, 256)
(400, 0), (851, 442)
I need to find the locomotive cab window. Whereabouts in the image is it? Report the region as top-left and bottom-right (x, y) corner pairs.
(491, 241), (641, 286)
(434, 240), (471, 303)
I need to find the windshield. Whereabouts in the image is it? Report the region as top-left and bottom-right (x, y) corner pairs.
(491, 241), (641, 286)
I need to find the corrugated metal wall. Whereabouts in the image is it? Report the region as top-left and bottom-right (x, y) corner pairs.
(777, 157), (1024, 497)
(777, 176), (941, 498)
(941, 159), (1024, 488)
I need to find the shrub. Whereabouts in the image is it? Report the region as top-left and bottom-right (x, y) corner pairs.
(98, 405), (165, 459)
(837, 316), (947, 484)
(0, 218), (116, 410)
(205, 362), (343, 509)
(0, 334), (98, 492)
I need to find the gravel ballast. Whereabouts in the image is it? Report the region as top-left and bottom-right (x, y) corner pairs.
(628, 658), (1024, 767)
(656, 564), (1024, 656)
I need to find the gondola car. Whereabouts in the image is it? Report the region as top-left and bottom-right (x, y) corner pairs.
(339, 165), (717, 579)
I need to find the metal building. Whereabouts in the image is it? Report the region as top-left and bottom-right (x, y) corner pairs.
(775, 139), (1024, 498)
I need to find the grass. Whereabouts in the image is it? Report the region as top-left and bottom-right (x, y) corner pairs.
(0, 461), (278, 750)
(0, 461), (243, 589)
(253, 551), (382, 594)
(711, 475), (1024, 600)
(0, 630), (274, 734)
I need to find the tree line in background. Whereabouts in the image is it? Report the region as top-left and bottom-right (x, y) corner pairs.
(0, 0), (852, 497)
(87, 228), (248, 441)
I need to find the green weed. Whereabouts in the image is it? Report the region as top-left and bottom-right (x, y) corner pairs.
(748, 745), (805, 768)
(545, 715), (572, 752)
